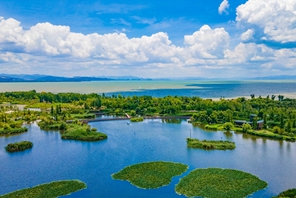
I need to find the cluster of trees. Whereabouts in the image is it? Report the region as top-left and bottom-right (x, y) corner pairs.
(1, 91), (296, 134)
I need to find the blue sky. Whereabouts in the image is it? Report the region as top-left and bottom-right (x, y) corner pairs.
(0, 0), (296, 78)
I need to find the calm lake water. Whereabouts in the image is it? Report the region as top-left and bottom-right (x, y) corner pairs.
(1, 80), (296, 99)
(1, 119), (296, 197)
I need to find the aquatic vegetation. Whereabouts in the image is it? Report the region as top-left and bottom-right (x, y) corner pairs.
(175, 168), (267, 198)
(130, 117), (144, 122)
(187, 138), (236, 150)
(5, 141), (33, 152)
(61, 123), (107, 141)
(112, 161), (188, 189)
(0, 180), (86, 198)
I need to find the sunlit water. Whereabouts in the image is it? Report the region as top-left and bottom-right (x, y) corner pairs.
(1, 80), (296, 99)
(1, 120), (296, 197)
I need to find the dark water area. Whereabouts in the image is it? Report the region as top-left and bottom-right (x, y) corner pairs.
(1, 120), (296, 197)
(106, 81), (296, 98)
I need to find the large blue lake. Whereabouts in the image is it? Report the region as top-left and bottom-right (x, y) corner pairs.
(1, 80), (296, 99)
(1, 119), (296, 197)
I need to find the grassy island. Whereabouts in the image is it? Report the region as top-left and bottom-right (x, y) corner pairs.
(0, 127), (28, 135)
(175, 168), (267, 198)
(112, 161), (188, 189)
(61, 123), (107, 141)
(187, 138), (236, 150)
(0, 180), (86, 198)
(130, 117), (144, 122)
(273, 188), (296, 198)
(5, 141), (33, 152)
(38, 120), (67, 131)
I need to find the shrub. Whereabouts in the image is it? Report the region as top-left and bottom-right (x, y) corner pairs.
(273, 126), (282, 134)
(242, 123), (252, 132)
(223, 122), (234, 131)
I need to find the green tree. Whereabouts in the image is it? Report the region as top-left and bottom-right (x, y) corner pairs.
(92, 97), (102, 109)
(280, 113), (284, 129)
(252, 116), (258, 130)
(285, 121), (292, 132)
(273, 126), (282, 134)
(242, 123), (252, 132)
(223, 122), (234, 131)
(263, 114), (267, 129)
(51, 105), (54, 116)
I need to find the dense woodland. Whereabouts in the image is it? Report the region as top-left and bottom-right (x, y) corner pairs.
(1, 90), (296, 138)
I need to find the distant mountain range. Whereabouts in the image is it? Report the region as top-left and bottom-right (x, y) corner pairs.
(0, 74), (296, 82)
(0, 74), (151, 82)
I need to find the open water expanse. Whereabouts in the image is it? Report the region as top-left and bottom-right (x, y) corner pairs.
(1, 80), (296, 99)
(1, 119), (296, 197)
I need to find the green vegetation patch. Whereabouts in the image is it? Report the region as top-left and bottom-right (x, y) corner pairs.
(175, 168), (267, 198)
(273, 188), (296, 198)
(0, 127), (28, 135)
(61, 123), (107, 141)
(130, 117), (144, 122)
(187, 138), (236, 150)
(244, 129), (296, 142)
(71, 113), (95, 119)
(38, 121), (67, 130)
(0, 180), (86, 198)
(5, 141), (33, 152)
(112, 161), (188, 189)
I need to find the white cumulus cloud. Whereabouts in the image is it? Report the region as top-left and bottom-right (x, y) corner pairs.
(241, 29), (254, 42)
(0, 15), (295, 78)
(218, 0), (230, 15)
(236, 0), (296, 43)
(184, 25), (230, 59)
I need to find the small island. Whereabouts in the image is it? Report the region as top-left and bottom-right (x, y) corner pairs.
(0, 180), (86, 198)
(187, 138), (236, 150)
(112, 161), (188, 189)
(274, 188), (296, 198)
(175, 168), (267, 198)
(5, 141), (33, 152)
(61, 121), (107, 141)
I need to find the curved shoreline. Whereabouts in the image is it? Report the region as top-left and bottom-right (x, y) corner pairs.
(81, 116), (191, 123)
